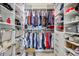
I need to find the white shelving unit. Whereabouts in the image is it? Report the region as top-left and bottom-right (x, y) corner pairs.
(54, 3), (66, 56)
(15, 3), (25, 56)
(64, 3), (79, 56)
(0, 3), (25, 56)
(0, 3), (15, 56)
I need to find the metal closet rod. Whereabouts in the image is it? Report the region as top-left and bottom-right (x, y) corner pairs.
(25, 9), (54, 11)
(25, 29), (54, 32)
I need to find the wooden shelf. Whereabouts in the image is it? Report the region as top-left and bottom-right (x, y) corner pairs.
(66, 40), (79, 46)
(64, 46), (79, 56)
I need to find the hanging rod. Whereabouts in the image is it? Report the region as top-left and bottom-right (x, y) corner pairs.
(25, 29), (53, 31)
(25, 9), (54, 11)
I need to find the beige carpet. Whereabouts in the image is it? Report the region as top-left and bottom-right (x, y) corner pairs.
(36, 52), (54, 56)
(27, 52), (54, 56)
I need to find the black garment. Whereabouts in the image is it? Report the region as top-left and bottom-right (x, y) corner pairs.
(60, 4), (64, 10)
(32, 33), (34, 48)
(26, 32), (30, 48)
(75, 3), (79, 11)
(42, 33), (45, 49)
(36, 33), (38, 49)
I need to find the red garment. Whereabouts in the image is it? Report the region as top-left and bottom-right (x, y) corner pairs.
(45, 32), (49, 49)
(6, 18), (11, 24)
(48, 26), (54, 29)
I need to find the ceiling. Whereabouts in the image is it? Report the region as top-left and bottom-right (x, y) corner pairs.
(25, 3), (55, 10)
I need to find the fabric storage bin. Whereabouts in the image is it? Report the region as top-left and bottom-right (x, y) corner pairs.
(77, 23), (79, 33)
(69, 36), (75, 41)
(15, 41), (20, 49)
(15, 41), (21, 55)
(2, 30), (12, 42)
(15, 29), (20, 37)
(73, 36), (79, 43)
(3, 46), (12, 56)
(66, 42), (72, 48)
(2, 40), (12, 48)
(65, 24), (77, 33)
(19, 30), (23, 36)
(71, 44), (77, 50)
(0, 30), (2, 43)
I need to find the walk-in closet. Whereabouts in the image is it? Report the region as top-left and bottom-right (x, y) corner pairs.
(0, 3), (79, 56)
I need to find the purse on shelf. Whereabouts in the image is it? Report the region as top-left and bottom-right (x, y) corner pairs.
(1, 3), (13, 11)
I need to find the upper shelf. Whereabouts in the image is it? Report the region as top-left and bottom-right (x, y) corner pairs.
(0, 5), (14, 15)
(65, 20), (79, 25)
(65, 32), (79, 35)
(64, 9), (79, 17)
(15, 4), (24, 14)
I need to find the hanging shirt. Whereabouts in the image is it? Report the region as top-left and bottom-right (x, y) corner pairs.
(25, 16), (28, 25)
(39, 32), (42, 49)
(48, 32), (52, 49)
(37, 33), (39, 49)
(42, 33), (45, 49)
(37, 12), (41, 26)
(26, 32), (30, 48)
(48, 11), (50, 25)
(45, 32), (49, 49)
(32, 33), (34, 48)
(24, 33), (28, 48)
(28, 16), (31, 25)
(27, 11), (31, 25)
(50, 11), (54, 25)
(30, 33), (33, 48)
(34, 33), (36, 48)
(31, 11), (35, 27)
(36, 33), (38, 49)
(34, 16), (38, 27)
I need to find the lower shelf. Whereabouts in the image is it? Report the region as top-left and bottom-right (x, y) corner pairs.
(66, 40), (79, 46)
(64, 46), (79, 56)
(65, 32), (79, 35)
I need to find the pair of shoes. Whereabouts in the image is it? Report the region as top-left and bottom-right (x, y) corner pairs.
(74, 47), (79, 54)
